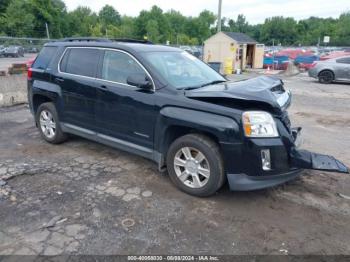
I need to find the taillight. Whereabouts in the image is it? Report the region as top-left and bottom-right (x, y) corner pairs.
(27, 68), (33, 80)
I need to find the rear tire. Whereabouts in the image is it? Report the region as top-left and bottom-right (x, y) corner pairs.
(35, 102), (68, 144)
(318, 70), (334, 84)
(166, 134), (225, 197)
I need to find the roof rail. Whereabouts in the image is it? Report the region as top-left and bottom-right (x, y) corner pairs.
(61, 37), (111, 42)
(110, 38), (153, 44)
(59, 37), (153, 44)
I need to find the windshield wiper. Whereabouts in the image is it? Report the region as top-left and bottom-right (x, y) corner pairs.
(182, 80), (227, 91)
(200, 80), (226, 87)
(201, 80), (227, 87)
(182, 86), (201, 90)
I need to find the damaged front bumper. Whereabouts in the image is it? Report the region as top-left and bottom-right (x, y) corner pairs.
(227, 169), (302, 191)
(290, 149), (349, 174)
(225, 124), (349, 191)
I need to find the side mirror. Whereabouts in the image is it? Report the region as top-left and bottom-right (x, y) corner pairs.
(127, 74), (153, 90)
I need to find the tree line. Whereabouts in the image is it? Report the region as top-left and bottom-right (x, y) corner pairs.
(0, 0), (349, 46)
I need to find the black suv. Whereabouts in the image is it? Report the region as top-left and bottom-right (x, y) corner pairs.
(27, 38), (348, 197)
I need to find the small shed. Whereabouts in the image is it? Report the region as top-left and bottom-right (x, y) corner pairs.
(204, 32), (264, 73)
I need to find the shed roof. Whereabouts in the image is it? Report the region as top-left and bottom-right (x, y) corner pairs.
(222, 32), (257, 44)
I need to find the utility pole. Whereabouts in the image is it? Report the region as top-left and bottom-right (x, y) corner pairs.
(45, 23), (50, 39)
(217, 0), (222, 32)
(272, 39), (275, 70)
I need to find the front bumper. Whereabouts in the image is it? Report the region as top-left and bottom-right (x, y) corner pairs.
(308, 68), (318, 78)
(223, 119), (348, 191)
(227, 169), (302, 191)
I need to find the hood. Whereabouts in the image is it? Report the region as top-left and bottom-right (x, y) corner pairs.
(185, 76), (291, 112)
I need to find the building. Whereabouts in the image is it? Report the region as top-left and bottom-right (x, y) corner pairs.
(204, 32), (264, 73)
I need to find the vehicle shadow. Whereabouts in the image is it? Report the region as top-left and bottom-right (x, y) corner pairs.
(311, 79), (350, 85)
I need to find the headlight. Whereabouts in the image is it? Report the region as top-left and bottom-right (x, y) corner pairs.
(242, 111), (278, 137)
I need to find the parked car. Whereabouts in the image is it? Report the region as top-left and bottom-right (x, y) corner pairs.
(263, 55), (289, 70)
(294, 55), (319, 70)
(0, 45), (6, 57)
(25, 47), (39, 53)
(308, 56), (350, 84)
(27, 38), (348, 197)
(4, 46), (25, 57)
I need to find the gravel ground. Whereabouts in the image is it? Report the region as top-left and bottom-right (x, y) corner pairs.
(0, 73), (349, 255)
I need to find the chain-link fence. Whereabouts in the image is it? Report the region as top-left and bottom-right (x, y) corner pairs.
(0, 36), (54, 56)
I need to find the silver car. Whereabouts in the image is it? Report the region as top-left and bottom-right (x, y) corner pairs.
(308, 56), (350, 83)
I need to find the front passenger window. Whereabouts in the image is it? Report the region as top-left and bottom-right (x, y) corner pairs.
(101, 50), (147, 85)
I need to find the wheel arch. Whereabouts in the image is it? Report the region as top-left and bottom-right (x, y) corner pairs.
(155, 106), (240, 167)
(32, 94), (54, 114)
(318, 69), (335, 78)
(160, 125), (221, 157)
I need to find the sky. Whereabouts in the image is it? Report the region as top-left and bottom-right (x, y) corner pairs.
(64, 0), (350, 24)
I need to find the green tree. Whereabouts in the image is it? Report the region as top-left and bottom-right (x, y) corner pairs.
(66, 6), (98, 37)
(4, 0), (35, 37)
(336, 12), (350, 45)
(0, 1), (348, 47)
(146, 19), (160, 42)
(0, 0), (11, 14)
(196, 10), (216, 42)
(90, 23), (103, 37)
(26, 0), (68, 38)
(135, 5), (170, 43)
(118, 16), (137, 38)
(228, 18), (238, 31)
(164, 10), (186, 44)
(236, 14), (248, 33)
(260, 16), (298, 45)
(99, 4), (121, 29)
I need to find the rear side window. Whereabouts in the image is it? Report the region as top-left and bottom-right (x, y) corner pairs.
(336, 57), (350, 64)
(32, 46), (58, 70)
(60, 48), (100, 78)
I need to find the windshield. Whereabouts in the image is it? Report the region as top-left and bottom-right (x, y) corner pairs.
(143, 51), (225, 89)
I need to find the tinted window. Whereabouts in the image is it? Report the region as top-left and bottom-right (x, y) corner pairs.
(61, 48), (100, 77)
(336, 57), (350, 64)
(101, 50), (146, 85)
(32, 46), (58, 70)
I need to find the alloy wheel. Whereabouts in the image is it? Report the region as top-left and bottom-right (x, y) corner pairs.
(39, 110), (56, 139)
(173, 147), (210, 188)
(319, 71), (333, 83)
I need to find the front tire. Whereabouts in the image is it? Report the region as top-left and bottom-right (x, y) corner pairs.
(318, 70), (334, 84)
(36, 102), (67, 144)
(166, 134), (225, 197)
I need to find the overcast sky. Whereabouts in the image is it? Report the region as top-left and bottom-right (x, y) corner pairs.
(64, 0), (350, 24)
